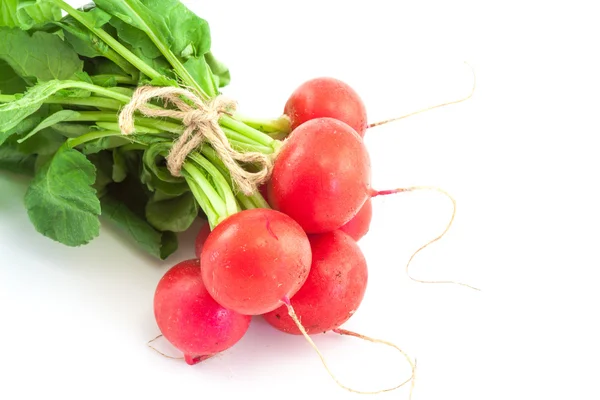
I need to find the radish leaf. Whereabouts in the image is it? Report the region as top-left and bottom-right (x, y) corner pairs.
(0, 27), (83, 83)
(101, 194), (178, 259)
(24, 145), (101, 246)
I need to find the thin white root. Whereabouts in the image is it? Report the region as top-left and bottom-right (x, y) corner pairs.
(368, 61), (476, 129)
(147, 334), (184, 360)
(400, 186), (481, 291)
(282, 298), (415, 395)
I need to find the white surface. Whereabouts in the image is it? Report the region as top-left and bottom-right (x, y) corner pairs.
(1, 1), (599, 399)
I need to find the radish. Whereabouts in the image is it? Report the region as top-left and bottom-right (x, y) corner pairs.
(284, 77), (368, 137)
(194, 220), (211, 258)
(267, 117), (371, 234)
(263, 230), (367, 335)
(340, 198), (373, 241)
(200, 208), (312, 315)
(153, 259), (251, 365)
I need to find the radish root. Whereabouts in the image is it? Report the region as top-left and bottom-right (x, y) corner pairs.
(367, 61), (476, 129)
(147, 334), (184, 360)
(374, 186), (480, 291)
(282, 297), (415, 395)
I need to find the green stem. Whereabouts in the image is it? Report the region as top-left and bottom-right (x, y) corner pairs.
(119, 143), (146, 152)
(182, 162), (227, 226)
(51, 0), (164, 82)
(200, 147), (227, 176)
(188, 153), (239, 217)
(0, 94), (15, 102)
(200, 147), (228, 177)
(229, 139), (274, 154)
(0, 94), (124, 110)
(66, 111), (119, 122)
(100, 51), (139, 78)
(132, 118), (273, 154)
(67, 130), (124, 148)
(90, 74), (138, 86)
(222, 126), (269, 147)
(62, 113), (174, 136)
(233, 113), (291, 134)
(45, 96), (123, 110)
(95, 122), (161, 134)
(182, 171), (219, 229)
(235, 192), (256, 210)
(62, 81), (132, 103)
(105, 86), (135, 98)
(248, 191), (271, 209)
(137, 118), (182, 134)
(199, 146), (271, 211)
(220, 115), (276, 148)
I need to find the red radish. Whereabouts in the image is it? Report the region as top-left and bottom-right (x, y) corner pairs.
(284, 77), (368, 137)
(200, 208), (312, 315)
(263, 230), (367, 335)
(267, 117), (371, 234)
(194, 220), (211, 258)
(153, 259), (251, 365)
(340, 198), (373, 241)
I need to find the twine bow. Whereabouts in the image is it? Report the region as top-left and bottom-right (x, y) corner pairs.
(118, 86), (273, 195)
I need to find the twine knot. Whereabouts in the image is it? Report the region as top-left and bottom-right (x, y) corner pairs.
(118, 86), (273, 195)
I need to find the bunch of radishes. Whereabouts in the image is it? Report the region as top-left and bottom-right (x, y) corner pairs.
(154, 77), (393, 366)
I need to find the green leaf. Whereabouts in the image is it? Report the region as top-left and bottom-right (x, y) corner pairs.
(0, 0), (19, 27)
(17, 110), (79, 143)
(16, 0), (62, 30)
(0, 108), (47, 146)
(1, 0), (61, 29)
(49, 122), (92, 138)
(108, 16), (161, 60)
(56, 8), (112, 57)
(183, 56), (217, 97)
(24, 145), (101, 246)
(94, 0), (213, 94)
(0, 80), (94, 136)
(96, 0), (210, 57)
(0, 59), (27, 94)
(146, 191), (198, 232)
(0, 27), (83, 83)
(33, 152), (51, 173)
(100, 195), (178, 260)
(56, 8), (137, 77)
(205, 51), (230, 88)
(87, 150), (113, 197)
(160, 231), (178, 259)
(140, 141), (189, 195)
(0, 141), (37, 175)
(17, 127), (65, 155)
(86, 57), (131, 77)
(89, 75), (117, 87)
(112, 148), (127, 182)
(142, 142), (180, 183)
(81, 135), (131, 154)
(72, 71), (94, 84)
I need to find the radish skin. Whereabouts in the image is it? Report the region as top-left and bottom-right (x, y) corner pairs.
(153, 259), (251, 365)
(340, 198), (373, 241)
(263, 230), (367, 335)
(268, 118), (372, 234)
(284, 77), (368, 137)
(200, 208), (312, 315)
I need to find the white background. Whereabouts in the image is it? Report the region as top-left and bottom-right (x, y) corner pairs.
(1, 0), (599, 399)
